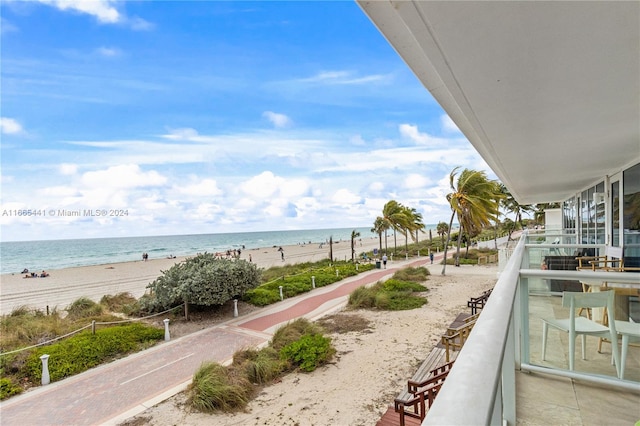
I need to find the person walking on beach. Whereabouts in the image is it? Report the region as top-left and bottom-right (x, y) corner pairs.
(382, 254), (388, 269)
(430, 252), (434, 264)
(281, 250), (285, 261)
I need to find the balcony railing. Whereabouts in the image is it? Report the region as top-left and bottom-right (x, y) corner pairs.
(423, 232), (640, 425)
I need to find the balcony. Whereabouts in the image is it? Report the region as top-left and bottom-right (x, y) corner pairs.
(423, 232), (640, 425)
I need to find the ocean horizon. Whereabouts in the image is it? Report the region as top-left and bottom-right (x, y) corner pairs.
(0, 225), (440, 275)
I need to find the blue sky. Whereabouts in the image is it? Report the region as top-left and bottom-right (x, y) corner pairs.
(0, 1), (492, 242)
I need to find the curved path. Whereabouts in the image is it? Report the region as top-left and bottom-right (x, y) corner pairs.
(0, 253), (446, 426)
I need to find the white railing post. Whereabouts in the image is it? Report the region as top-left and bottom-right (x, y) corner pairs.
(312, 276), (316, 289)
(279, 286), (283, 301)
(40, 354), (50, 385)
(233, 299), (239, 318)
(163, 319), (170, 341)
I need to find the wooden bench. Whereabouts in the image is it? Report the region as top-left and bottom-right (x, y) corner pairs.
(440, 312), (479, 362)
(467, 288), (492, 314)
(394, 353), (455, 426)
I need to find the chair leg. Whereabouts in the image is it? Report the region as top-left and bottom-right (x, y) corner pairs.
(569, 332), (575, 371)
(542, 322), (548, 361)
(581, 335), (586, 360)
(620, 334), (629, 380)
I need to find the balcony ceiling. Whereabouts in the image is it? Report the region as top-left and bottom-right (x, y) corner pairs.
(357, 1), (640, 204)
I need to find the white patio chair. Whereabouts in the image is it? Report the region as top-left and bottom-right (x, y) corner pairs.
(614, 320), (640, 380)
(541, 290), (620, 376)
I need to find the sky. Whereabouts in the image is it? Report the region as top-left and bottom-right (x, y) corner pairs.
(0, 0), (494, 242)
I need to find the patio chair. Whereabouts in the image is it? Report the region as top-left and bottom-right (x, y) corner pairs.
(541, 290), (620, 376)
(613, 320), (640, 380)
(576, 246), (624, 272)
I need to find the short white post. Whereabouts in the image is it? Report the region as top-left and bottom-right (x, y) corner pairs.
(405, 253), (408, 260)
(40, 354), (50, 385)
(233, 299), (239, 317)
(336, 269), (339, 277)
(163, 319), (170, 341)
(312, 276), (316, 289)
(356, 263), (359, 271)
(279, 286), (284, 300)
(390, 254), (393, 262)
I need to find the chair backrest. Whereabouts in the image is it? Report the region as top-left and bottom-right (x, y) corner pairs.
(562, 290), (617, 334)
(606, 246), (623, 260)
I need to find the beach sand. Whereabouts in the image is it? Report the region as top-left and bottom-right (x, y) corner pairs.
(121, 263), (498, 426)
(0, 236), (391, 314)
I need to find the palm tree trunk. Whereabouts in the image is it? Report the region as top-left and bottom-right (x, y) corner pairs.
(455, 230), (463, 267)
(441, 211), (456, 275)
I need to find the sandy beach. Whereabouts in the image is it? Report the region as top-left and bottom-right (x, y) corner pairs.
(121, 263), (498, 426)
(0, 236), (393, 314)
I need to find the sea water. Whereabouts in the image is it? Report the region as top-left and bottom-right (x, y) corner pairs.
(0, 226), (437, 275)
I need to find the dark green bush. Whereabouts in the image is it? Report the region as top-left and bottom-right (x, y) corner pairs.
(375, 291), (427, 310)
(270, 318), (324, 352)
(0, 378), (22, 400)
(348, 286), (377, 309)
(280, 334), (335, 372)
(233, 347), (287, 384)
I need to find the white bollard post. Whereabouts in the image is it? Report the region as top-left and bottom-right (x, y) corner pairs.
(336, 269), (339, 277)
(163, 319), (170, 341)
(312, 276), (316, 289)
(233, 299), (239, 318)
(356, 263), (358, 271)
(279, 286), (284, 301)
(40, 354), (50, 385)
(406, 253), (408, 260)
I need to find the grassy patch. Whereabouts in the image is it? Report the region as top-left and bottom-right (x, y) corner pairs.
(347, 266), (429, 311)
(187, 362), (253, 413)
(316, 313), (372, 334)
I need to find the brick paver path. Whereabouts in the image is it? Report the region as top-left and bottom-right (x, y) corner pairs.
(0, 253), (445, 426)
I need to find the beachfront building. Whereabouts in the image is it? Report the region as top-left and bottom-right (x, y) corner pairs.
(356, 1), (639, 424)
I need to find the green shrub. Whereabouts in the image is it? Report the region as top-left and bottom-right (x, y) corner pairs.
(243, 288), (281, 306)
(280, 334), (335, 372)
(233, 347), (287, 384)
(188, 362), (253, 412)
(66, 297), (104, 319)
(270, 318), (324, 352)
(0, 378), (23, 400)
(375, 291), (427, 310)
(348, 286), (377, 309)
(23, 323), (163, 383)
(392, 266), (430, 282)
(100, 293), (137, 313)
(381, 279), (428, 293)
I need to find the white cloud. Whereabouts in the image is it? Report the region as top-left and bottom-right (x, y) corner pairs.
(331, 188), (362, 205)
(81, 164), (166, 189)
(161, 127), (200, 141)
(37, 0), (121, 23)
(128, 16), (154, 31)
(441, 114), (461, 134)
(368, 181), (385, 193)
(350, 135), (366, 146)
(177, 179), (223, 197)
(263, 111), (292, 128)
(399, 124), (441, 146)
(241, 171), (283, 199)
(298, 70), (388, 85)
(59, 164), (78, 175)
(1, 117), (24, 134)
(404, 173), (430, 189)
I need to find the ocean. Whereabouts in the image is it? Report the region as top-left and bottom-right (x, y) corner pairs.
(0, 226), (437, 275)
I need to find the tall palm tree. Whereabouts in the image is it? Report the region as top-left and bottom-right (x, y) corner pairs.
(371, 216), (386, 254)
(442, 167), (502, 275)
(350, 229), (361, 262)
(382, 200), (406, 255)
(401, 206), (424, 254)
(436, 221), (449, 248)
(499, 183), (534, 233)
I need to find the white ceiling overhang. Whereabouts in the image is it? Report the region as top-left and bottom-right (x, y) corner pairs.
(357, 1), (640, 204)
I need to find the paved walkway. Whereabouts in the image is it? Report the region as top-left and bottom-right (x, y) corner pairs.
(0, 253), (445, 426)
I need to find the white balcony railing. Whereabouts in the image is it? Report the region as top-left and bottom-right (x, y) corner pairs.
(423, 232), (640, 425)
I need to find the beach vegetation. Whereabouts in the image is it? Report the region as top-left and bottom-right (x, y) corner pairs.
(187, 361), (253, 413)
(280, 333), (335, 372)
(22, 323), (163, 383)
(144, 253), (261, 312)
(348, 267), (428, 311)
(350, 229), (361, 261)
(0, 377), (22, 399)
(316, 313), (372, 334)
(100, 292), (138, 313)
(244, 260), (374, 307)
(188, 319), (334, 413)
(66, 297), (105, 319)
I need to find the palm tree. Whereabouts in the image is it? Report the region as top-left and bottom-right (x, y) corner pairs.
(382, 200), (406, 255)
(371, 216), (386, 254)
(437, 221), (449, 249)
(329, 235), (333, 263)
(350, 229), (361, 262)
(442, 167), (502, 275)
(500, 183), (534, 234)
(401, 206), (424, 254)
